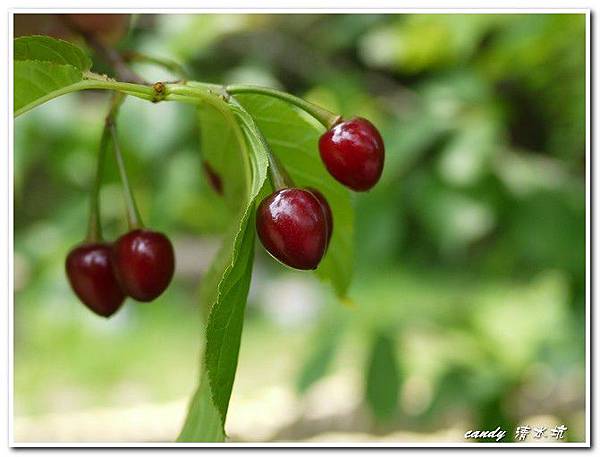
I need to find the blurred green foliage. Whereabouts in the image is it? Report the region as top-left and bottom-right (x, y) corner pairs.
(14, 13), (586, 442)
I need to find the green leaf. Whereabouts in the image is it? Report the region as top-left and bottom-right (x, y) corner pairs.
(365, 331), (401, 421)
(177, 372), (227, 442)
(14, 36), (93, 116)
(178, 215), (257, 442)
(204, 212), (256, 418)
(234, 93), (354, 297)
(198, 105), (247, 215)
(14, 60), (85, 116)
(14, 35), (92, 71)
(178, 102), (269, 442)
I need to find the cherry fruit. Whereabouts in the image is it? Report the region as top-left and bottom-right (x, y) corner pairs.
(256, 188), (328, 270)
(112, 229), (175, 302)
(319, 117), (384, 191)
(66, 243), (125, 317)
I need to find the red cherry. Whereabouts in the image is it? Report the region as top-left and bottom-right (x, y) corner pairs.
(112, 229), (175, 302)
(256, 188), (328, 270)
(65, 243), (125, 317)
(318, 117), (385, 191)
(306, 187), (333, 246)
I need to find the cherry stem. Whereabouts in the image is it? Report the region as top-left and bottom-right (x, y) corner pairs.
(85, 126), (111, 243)
(85, 93), (128, 242)
(225, 85), (342, 130)
(267, 153), (294, 191)
(107, 100), (144, 230)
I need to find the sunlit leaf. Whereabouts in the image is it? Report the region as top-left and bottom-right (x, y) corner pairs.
(14, 36), (92, 116)
(15, 35), (92, 71)
(14, 60), (84, 116)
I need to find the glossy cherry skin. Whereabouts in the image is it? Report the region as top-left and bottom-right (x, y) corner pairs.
(112, 229), (175, 302)
(319, 117), (385, 191)
(306, 187), (333, 246)
(65, 243), (125, 317)
(256, 188), (328, 270)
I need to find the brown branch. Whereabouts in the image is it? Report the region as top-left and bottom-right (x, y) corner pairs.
(60, 16), (146, 84)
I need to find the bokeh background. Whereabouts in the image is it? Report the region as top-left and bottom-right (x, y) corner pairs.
(13, 13), (586, 443)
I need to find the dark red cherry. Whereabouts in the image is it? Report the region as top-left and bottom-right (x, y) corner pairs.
(306, 187), (333, 246)
(319, 117), (384, 191)
(112, 229), (175, 302)
(256, 188), (328, 270)
(65, 243), (125, 317)
(202, 160), (223, 196)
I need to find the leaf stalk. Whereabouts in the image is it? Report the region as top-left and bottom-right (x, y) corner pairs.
(107, 101), (144, 230)
(226, 84), (342, 129)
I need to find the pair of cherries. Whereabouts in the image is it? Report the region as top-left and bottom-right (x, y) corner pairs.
(257, 117), (384, 270)
(66, 229), (175, 317)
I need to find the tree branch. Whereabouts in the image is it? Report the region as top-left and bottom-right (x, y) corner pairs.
(60, 16), (146, 84)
